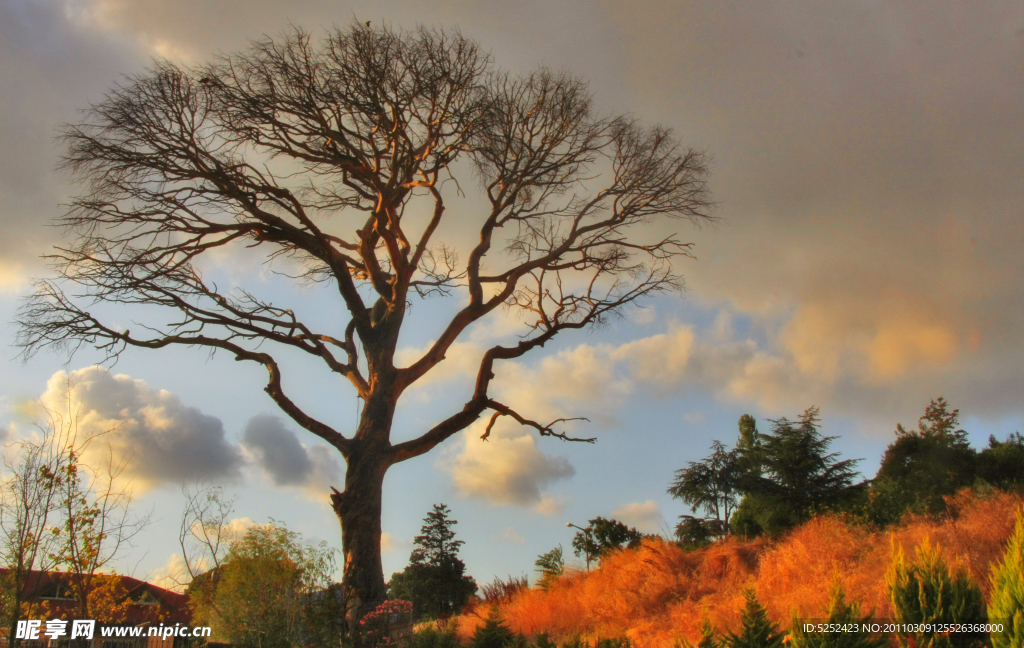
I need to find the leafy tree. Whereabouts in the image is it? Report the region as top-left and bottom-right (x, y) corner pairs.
(788, 581), (885, 648)
(673, 515), (726, 551)
(189, 523), (338, 648)
(874, 398), (977, 519)
(668, 439), (741, 531)
(989, 506), (1024, 648)
(388, 504), (476, 619)
(533, 546), (564, 588)
(723, 589), (785, 648)
(887, 538), (987, 648)
(18, 21), (714, 620)
(977, 432), (1024, 491)
(570, 517), (643, 564)
(731, 408), (863, 537)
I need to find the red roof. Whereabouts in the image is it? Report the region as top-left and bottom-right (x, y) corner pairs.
(0, 570), (191, 625)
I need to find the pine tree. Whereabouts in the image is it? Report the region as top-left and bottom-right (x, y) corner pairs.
(388, 504), (477, 619)
(989, 506), (1024, 648)
(471, 608), (517, 648)
(887, 538), (987, 648)
(724, 589), (785, 648)
(789, 581), (885, 648)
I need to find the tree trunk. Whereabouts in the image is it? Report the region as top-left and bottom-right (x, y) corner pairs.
(332, 399), (394, 632)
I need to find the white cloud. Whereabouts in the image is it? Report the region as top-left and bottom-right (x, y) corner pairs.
(36, 367), (244, 492)
(447, 418), (575, 507)
(496, 527), (526, 544)
(611, 500), (665, 534)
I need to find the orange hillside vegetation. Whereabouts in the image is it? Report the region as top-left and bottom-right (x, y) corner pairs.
(454, 490), (1023, 648)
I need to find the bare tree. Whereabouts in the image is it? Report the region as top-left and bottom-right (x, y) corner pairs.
(17, 23), (713, 621)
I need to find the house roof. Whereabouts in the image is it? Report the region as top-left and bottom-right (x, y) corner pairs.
(0, 570), (191, 625)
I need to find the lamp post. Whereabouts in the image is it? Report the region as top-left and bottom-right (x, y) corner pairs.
(566, 522), (593, 571)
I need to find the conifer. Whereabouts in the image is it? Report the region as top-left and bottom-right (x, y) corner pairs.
(989, 506), (1024, 648)
(724, 589), (785, 648)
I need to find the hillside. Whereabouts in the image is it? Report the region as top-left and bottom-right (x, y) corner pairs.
(454, 490), (1023, 648)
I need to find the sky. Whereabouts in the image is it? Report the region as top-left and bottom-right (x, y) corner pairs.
(1, 0), (1023, 590)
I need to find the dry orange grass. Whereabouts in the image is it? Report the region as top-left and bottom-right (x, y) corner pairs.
(454, 490), (1023, 648)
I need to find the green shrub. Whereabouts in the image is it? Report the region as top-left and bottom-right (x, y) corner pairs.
(679, 617), (717, 648)
(532, 633), (557, 648)
(886, 538), (987, 648)
(407, 625), (460, 648)
(989, 506), (1024, 648)
(471, 609), (517, 648)
(788, 581), (885, 648)
(723, 589), (785, 648)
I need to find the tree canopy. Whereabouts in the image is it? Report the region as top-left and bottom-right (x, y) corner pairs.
(17, 21), (714, 620)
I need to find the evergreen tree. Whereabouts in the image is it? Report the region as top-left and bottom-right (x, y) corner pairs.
(388, 504), (477, 620)
(724, 589), (785, 648)
(731, 408), (863, 537)
(989, 506), (1024, 648)
(887, 538), (987, 648)
(977, 432), (1024, 491)
(668, 440), (741, 530)
(471, 608), (517, 648)
(789, 581), (885, 648)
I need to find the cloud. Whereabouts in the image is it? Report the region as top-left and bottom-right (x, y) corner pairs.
(37, 367), (244, 491)
(447, 419), (576, 508)
(611, 500), (665, 534)
(242, 414), (342, 498)
(496, 527), (526, 545)
(148, 553), (188, 592)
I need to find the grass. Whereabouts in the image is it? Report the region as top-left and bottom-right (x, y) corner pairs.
(452, 490), (1023, 648)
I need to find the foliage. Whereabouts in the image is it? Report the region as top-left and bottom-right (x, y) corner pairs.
(534, 547), (564, 588)
(190, 522), (338, 648)
(788, 581), (885, 648)
(471, 608), (518, 648)
(570, 517), (643, 564)
(723, 589), (785, 648)
(674, 516), (726, 551)
(886, 538), (987, 648)
(389, 504), (476, 620)
(978, 432), (1024, 491)
(669, 439), (741, 530)
(989, 506), (1024, 648)
(481, 575), (529, 604)
(874, 399), (977, 519)
(532, 633), (556, 648)
(731, 408), (863, 537)
(406, 624), (461, 648)
(680, 617), (718, 648)
(355, 599), (413, 648)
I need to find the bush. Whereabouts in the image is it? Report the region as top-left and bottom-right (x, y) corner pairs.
(723, 589), (785, 648)
(471, 609), (518, 648)
(788, 581), (885, 648)
(989, 506), (1024, 648)
(886, 538), (987, 648)
(406, 625), (460, 648)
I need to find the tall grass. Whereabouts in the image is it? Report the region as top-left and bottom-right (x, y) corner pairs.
(454, 490), (1023, 648)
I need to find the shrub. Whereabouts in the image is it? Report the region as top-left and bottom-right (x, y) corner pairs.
(471, 609), (518, 648)
(481, 575), (529, 604)
(788, 581), (885, 648)
(532, 633), (556, 648)
(886, 538), (987, 648)
(407, 624), (461, 648)
(723, 589), (785, 648)
(989, 506), (1024, 648)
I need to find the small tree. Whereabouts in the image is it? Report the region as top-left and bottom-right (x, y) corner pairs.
(388, 504), (476, 620)
(723, 589), (785, 648)
(534, 545), (564, 588)
(570, 517), (643, 564)
(189, 522), (338, 648)
(887, 538), (987, 648)
(788, 581), (885, 648)
(668, 439), (741, 534)
(989, 506), (1024, 648)
(470, 608), (517, 648)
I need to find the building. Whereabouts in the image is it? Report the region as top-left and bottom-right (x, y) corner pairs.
(0, 570), (196, 648)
